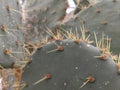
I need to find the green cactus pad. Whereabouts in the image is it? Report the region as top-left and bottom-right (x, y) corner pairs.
(22, 40), (120, 90)
(0, 0), (24, 68)
(59, 0), (120, 54)
(23, 0), (67, 42)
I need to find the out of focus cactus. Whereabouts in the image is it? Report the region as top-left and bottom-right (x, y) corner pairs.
(59, 0), (120, 54)
(0, 0), (25, 67)
(0, 0), (25, 89)
(22, 0), (67, 42)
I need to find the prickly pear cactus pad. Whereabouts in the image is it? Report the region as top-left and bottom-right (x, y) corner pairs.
(22, 0), (67, 42)
(0, 0), (24, 68)
(60, 0), (120, 54)
(22, 38), (120, 90)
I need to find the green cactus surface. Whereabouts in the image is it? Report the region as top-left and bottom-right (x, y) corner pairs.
(0, 0), (120, 90)
(0, 0), (24, 68)
(59, 0), (120, 54)
(22, 39), (120, 90)
(22, 0), (67, 42)
(0, 1), (25, 90)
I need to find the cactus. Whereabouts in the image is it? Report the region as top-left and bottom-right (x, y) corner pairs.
(0, 0), (25, 68)
(0, 0), (25, 90)
(22, 0), (67, 42)
(22, 0), (103, 43)
(59, 0), (120, 54)
(0, 0), (119, 90)
(22, 30), (120, 90)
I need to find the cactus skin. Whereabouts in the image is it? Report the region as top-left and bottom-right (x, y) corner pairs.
(0, 0), (24, 68)
(0, 0), (24, 90)
(59, 0), (120, 54)
(22, 40), (120, 90)
(23, 0), (67, 42)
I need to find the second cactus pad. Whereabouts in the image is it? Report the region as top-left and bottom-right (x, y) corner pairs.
(60, 0), (120, 54)
(22, 39), (120, 90)
(23, 0), (66, 42)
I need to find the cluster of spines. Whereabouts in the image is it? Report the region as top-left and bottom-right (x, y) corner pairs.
(21, 27), (119, 89)
(22, 24), (120, 72)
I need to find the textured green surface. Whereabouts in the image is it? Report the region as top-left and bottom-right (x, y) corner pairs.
(23, 0), (66, 42)
(59, 0), (120, 54)
(0, 0), (24, 68)
(22, 40), (120, 90)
